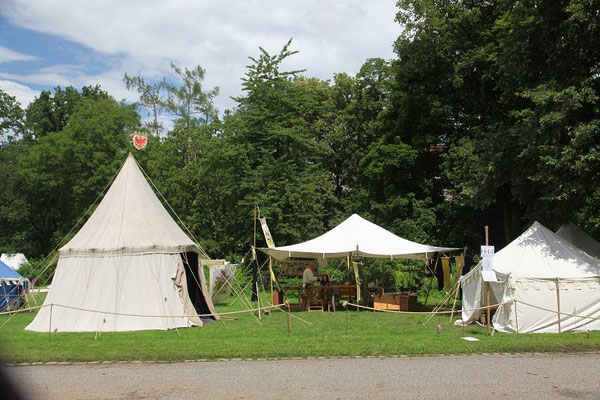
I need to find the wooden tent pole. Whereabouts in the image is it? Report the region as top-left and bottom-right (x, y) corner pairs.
(555, 278), (562, 333)
(449, 250), (465, 321)
(251, 205), (258, 302)
(450, 280), (461, 321)
(424, 254), (440, 306)
(269, 257), (274, 304)
(485, 225), (491, 335)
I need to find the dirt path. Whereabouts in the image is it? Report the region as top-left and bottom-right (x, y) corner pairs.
(7, 353), (600, 399)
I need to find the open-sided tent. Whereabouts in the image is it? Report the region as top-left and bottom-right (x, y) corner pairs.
(261, 214), (459, 261)
(0, 260), (29, 311)
(26, 154), (217, 332)
(460, 222), (600, 333)
(556, 221), (600, 259)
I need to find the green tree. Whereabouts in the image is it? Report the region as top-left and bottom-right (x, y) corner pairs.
(23, 85), (109, 141)
(0, 90), (24, 141)
(16, 96), (139, 257)
(394, 0), (600, 247)
(166, 62), (220, 129)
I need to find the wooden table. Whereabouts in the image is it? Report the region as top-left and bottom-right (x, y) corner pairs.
(283, 285), (359, 311)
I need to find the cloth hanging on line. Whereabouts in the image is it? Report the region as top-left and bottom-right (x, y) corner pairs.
(442, 257), (451, 291)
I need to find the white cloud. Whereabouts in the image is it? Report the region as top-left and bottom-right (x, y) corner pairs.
(0, 80), (39, 106)
(0, 44), (38, 63)
(2, 0), (402, 113)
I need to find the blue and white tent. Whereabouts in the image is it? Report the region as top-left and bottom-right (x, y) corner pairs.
(0, 260), (29, 311)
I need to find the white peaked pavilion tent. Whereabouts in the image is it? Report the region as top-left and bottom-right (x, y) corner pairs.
(460, 222), (600, 333)
(556, 221), (600, 259)
(26, 154), (217, 332)
(261, 214), (459, 261)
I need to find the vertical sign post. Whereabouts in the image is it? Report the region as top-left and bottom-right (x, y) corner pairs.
(481, 226), (497, 335)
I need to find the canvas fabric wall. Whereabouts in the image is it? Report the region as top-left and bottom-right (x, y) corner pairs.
(26, 253), (203, 332)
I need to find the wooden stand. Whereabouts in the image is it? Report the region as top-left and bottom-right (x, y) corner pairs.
(373, 292), (417, 311)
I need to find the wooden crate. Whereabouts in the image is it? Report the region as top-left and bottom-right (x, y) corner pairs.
(373, 293), (417, 311)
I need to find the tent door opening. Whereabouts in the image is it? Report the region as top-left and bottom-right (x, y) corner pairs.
(181, 252), (213, 319)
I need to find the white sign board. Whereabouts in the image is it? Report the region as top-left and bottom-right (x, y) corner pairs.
(259, 217), (276, 249)
(482, 270), (498, 282)
(481, 245), (495, 272)
(480, 245), (495, 258)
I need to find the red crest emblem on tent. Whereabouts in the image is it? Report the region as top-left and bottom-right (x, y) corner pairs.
(133, 134), (148, 150)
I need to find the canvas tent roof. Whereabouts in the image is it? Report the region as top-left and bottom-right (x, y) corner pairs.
(460, 222), (600, 333)
(60, 154), (199, 256)
(488, 221), (600, 279)
(261, 214), (459, 261)
(555, 221), (600, 259)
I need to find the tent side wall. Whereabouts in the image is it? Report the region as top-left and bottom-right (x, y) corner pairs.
(460, 267), (483, 324)
(26, 252), (208, 332)
(494, 277), (600, 333)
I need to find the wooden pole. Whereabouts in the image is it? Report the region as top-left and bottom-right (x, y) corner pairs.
(450, 281), (461, 321)
(257, 281), (261, 320)
(253, 204), (257, 252)
(555, 278), (562, 333)
(450, 251), (466, 321)
(424, 255), (441, 306)
(345, 303), (348, 335)
(485, 225), (491, 335)
(486, 283), (491, 335)
(269, 257), (274, 304)
(485, 225), (489, 246)
(251, 205), (258, 302)
(286, 301), (291, 337)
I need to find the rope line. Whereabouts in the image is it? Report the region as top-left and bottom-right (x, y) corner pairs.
(28, 161), (124, 288)
(5, 300), (600, 325)
(33, 302), (280, 319)
(135, 158), (210, 259)
(516, 300), (600, 322)
(344, 301), (511, 315)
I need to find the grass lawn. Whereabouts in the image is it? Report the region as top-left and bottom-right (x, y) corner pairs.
(1, 293), (599, 363)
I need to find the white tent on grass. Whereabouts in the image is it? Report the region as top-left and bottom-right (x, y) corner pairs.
(26, 154), (217, 332)
(556, 221), (600, 260)
(460, 222), (600, 333)
(261, 213), (459, 261)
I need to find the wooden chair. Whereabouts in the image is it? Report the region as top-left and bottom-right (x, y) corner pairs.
(305, 286), (324, 312)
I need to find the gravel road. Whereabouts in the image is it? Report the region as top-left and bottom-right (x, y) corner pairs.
(6, 353), (600, 400)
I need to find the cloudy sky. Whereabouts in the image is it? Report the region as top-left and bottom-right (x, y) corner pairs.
(0, 0), (402, 114)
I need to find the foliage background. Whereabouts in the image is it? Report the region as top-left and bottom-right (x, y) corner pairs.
(0, 0), (598, 291)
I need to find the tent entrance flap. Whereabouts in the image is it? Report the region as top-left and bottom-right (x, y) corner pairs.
(182, 252), (212, 319)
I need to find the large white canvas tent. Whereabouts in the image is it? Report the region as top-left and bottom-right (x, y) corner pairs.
(460, 222), (600, 333)
(261, 214), (459, 261)
(556, 221), (600, 259)
(26, 154), (217, 332)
